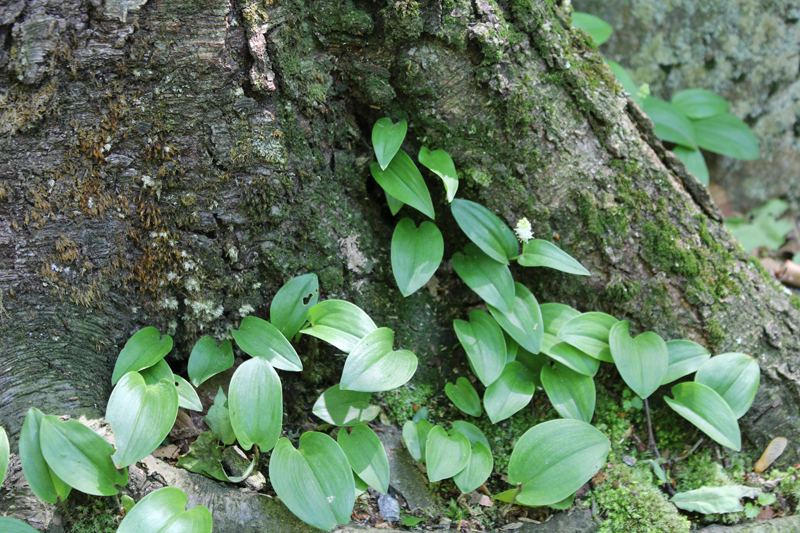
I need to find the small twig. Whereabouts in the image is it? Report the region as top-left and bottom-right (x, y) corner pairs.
(57, 495), (73, 525)
(671, 438), (704, 464)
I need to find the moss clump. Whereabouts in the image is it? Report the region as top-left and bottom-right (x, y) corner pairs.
(68, 494), (120, 533)
(311, 0), (373, 36)
(383, 1), (423, 46)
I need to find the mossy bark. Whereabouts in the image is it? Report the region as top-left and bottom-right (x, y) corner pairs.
(1, 0), (799, 529)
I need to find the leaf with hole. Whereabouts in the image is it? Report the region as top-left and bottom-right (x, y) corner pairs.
(107, 371), (179, 468)
(661, 340), (710, 385)
(453, 441), (493, 494)
(694, 113), (759, 160)
(547, 342), (600, 377)
(609, 321), (668, 399)
(402, 419), (432, 463)
(19, 408), (71, 503)
(558, 312), (618, 361)
(229, 357), (283, 452)
(418, 146), (458, 202)
(270, 273), (320, 340)
(445, 377), (482, 417)
(338, 425), (390, 494)
(641, 97), (697, 149)
(518, 239), (590, 276)
(204, 387), (236, 445)
(302, 300), (377, 353)
(452, 243), (515, 312)
(372, 117), (407, 170)
(232, 316), (302, 371)
(673, 146), (710, 185)
(269, 433), (355, 530)
(370, 150), (434, 219)
(391, 218), (443, 297)
(665, 382), (741, 450)
(484, 362), (537, 423)
(670, 485), (761, 514)
(487, 283), (544, 354)
(112, 327), (173, 385)
(541, 362), (596, 422)
(187, 336), (234, 387)
(508, 419), (610, 506)
(117, 486), (212, 533)
(450, 199), (518, 264)
(454, 310), (507, 387)
(312, 384), (380, 426)
(425, 426), (471, 482)
(341, 328), (418, 392)
(572, 12), (612, 45)
(671, 89), (729, 120)
(695, 353), (760, 419)
(174, 375), (202, 411)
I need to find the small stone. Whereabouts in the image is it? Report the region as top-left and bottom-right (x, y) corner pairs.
(378, 492), (400, 522)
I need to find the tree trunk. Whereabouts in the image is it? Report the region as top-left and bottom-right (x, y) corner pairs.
(1, 0), (799, 528)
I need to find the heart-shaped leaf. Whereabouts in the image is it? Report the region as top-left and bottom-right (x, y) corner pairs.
(694, 353), (760, 419)
(232, 316), (303, 371)
(547, 342), (600, 377)
(0, 517), (42, 533)
(204, 387), (236, 445)
(452, 243), (515, 312)
(540, 303), (581, 335)
(0, 426), (8, 487)
(451, 199), (518, 264)
(445, 377), (482, 417)
(270, 273), (320, 340)
(303, 300), (377, 353)
(661, 340), (710, 385)
(518, 240), (590, 276)
(453, 441), (493, 494)
(484, 362), (537, 423)
(187, 336), (234, 387)
(107, 372), (179, 468)
(40, 416), (128, 496)
(117, 486), (212, 533)
(425, 426), (471, 482)
(402, 419), (433, 463)
(671, 485), (761, 514)
(609, 321), (668, 399)
(372, 117), (407, 170)
(558, 312), (618, 360)
(229, 357), (283, 452)
(671, 89), (729, 120)
(541, 362), (596, 422)
(641, 97), (697, 149)
(19, 408), (71, 503)
(270, 433), (355, 530)
(174, 375), (202, 411)
(673, 146), (710, 185)
(418, 146), (458, 202)
(341, 328), (418, 392)
(450, 421), (491, 450)
(370, 150), (435, 219)
(454, 310), (507, 387)
(572, 12), (612, 45)
(112, 327), (173, 385)
(664, 382), (741, 450)
(386, 191), (404, 215)
(338, 425), (390, 494)
(176, 431), (256, 483)
(487, 283), (544, 354)
(312, 384), (380, 426)
(509, 419), (610, 506)
(391, 218), (443, 297)
(694, 112), (759, 159)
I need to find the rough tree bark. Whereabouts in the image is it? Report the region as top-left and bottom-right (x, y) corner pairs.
(1, 0), (799, 529)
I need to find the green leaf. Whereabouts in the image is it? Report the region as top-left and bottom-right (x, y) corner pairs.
(670, 485), (761, 514)
(445, 377), (482, 417)
(121, 494), (135, 513)
(402, 419), (432, 463)
(372, 117), (407, 170)
(572, 12), (613, 45)
(547, 342), (600, 377)
(19, 408), (71, 504)
(269, 433), (355, 530)
(518, 240), (590, 276)
(418, 146), (458, 202)
(449, 421), (491, 450)
(228, 357), (283, 452)
(695, 353), (760, 419)
(232, 316), (303, 372)
(453, 441), (493, 494)
(139, 358), (174, 385)
(541, 362), (596, 422)
(452, 243), (516, 312)
(484, 362), (537, 423)
(187, 336), (234, 387)
(672, 146), (710, 185)
(0, 426), (8, 487)
(112, 327), (173, 385)
(671, 89), (729, 120)
(641, 97), (697, 149)
(450, 199), (518, 264)
(0, 517), (42, 533)
(645, 459), (668, 484)
(340, 328), (418, 392)
(605, 59), (639, 102)
(453, 310), (507, 387)
(370, 150), (435, 219)
(391, 218), (443, 297)
(40, 416), (128, 496)
(173, 375), (202, 411)
(726, 198), (794, 251)
(540, 303), (581, 336)
(425, 426), (471, 482)
(549, 493), (576, 510)
(558, 312), (618, 361)
(400, 516), (425, 527)
(117, 486), (212, 533)
(338, 425), (390, 494)
(176, 431), (256, 483)
(505, 333), (519, 363)
(694, 112), (759, 159)
(487, 283), (544, 354)
(270, 273), (320, 340)
(508, 419), (610, 506)
(665, 382), (741, 450)
(312, 384), (380, 426)
(204, 387), (236, 445)
(662, 340), (710, 385)
(609, 321), (668, 399)
(107, 372), (179, 468)
(386, 192), (404, 215)
(303, 300), (377, 353)
(515, 347), (548, 388)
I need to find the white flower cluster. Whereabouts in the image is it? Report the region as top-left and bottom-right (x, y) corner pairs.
(515, 217), (534, 243)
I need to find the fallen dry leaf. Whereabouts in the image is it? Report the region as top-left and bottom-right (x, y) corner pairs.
(755, 437), (789, 473)
(152, 445), (180, 459)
